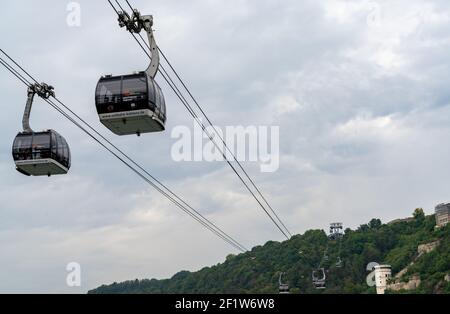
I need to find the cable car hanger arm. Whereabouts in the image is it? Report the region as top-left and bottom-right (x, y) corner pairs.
(22, 87), (36, 133)
(117, 9), (160, 78)
(22, 83), (55, 133)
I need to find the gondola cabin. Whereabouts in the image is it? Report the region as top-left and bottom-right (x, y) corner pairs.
(95, 72), (166, 136)
(12, 130), (71, 176)
(312, 268), (326, 289)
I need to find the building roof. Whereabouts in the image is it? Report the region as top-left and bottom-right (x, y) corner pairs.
(374, 265), (392, 269)
(435, 203), (450, 214)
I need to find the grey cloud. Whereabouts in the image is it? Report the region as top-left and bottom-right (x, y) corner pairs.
(1, 0), (450, 292)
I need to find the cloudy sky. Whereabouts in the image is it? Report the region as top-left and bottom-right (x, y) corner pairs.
(1, 0), (450, 293)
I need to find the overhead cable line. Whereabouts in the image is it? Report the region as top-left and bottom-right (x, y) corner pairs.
(155, 46), (292, 238)
(109, 0), (292, 239)
(0, 51), (248, 253)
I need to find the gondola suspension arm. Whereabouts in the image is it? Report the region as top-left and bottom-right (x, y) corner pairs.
(22, 83), (55, 133)
(117, 9), (159, 78)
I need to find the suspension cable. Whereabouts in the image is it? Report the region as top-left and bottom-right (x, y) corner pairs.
(0, 53), (248, 253)
(0, 49), (249, 252)
(318, 241), (329, 269)
(107, 0), (291, 239)
(156, 46), (292, 238)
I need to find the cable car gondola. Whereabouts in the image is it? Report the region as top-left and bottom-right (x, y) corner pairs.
(12, 83), (71, 177)
(312, 268), (326, 290)
(278, 272), (290, 294)
(95, 11), (166, 136)
(13, 130), (71, 176)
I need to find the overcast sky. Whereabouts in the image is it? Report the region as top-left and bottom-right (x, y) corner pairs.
(1, 0), (450, 293)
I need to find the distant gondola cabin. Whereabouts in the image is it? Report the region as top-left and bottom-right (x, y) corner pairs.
(12, 130), (71, 176)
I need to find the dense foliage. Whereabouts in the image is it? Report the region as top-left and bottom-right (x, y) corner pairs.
(89, 211), (450, 294)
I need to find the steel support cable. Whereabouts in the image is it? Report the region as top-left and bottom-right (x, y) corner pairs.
(139, 3), (292, 238)
(0, 50), (248, 253)
(54, 91), (249, 253)
(124, 0), (134, 12)
(45, 98), (247, 253)
(318, 241), (329, 269)
(107, 2), (290, 241)
(116, 0), (291, 238)
(0, 54), (248, 253)
(133, 32), (290, 240)
(0, 59), (31, 87)
(0, 49), (247, 252)
(106, 1), (291, 239)
(156, 46), (292, 238)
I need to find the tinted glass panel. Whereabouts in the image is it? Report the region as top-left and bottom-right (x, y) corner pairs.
(62, 145), (67, 166)
(65, 142), (71, 168)
(154, 82), (161, 109)
(155, 83), (166, 119)
(57, 135), (64, 163)
(147, 78), (156, 106)
(122, 75), (148, 110)
(14, 135), (32, 149)
(96, 77), (122, 105)
(32, 133), (51, 159)
(122, 77), (146, 99)
(13, 136), (23, 150)
(152, 82), (166, 122)
(32, 134), (50, 148)
(51, 132), (57, 158)
(61, 140), (69, 167)
(12, 135), (32, 160)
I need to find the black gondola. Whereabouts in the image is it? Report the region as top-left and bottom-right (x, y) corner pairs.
(12, 130), (71, 176)
(96, 11), (166, 136)
(12, 83), (71, 177)
(95, 72), (166, 135)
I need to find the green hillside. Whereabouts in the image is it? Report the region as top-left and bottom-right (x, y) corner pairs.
(89, 209), (450, 294)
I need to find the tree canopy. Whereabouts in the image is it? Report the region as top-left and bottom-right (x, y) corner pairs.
(89, 212), (450, 294)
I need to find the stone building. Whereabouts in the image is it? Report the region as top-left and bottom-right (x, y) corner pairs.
(435, 203), (450, 227)
(374, 265), (392, 294)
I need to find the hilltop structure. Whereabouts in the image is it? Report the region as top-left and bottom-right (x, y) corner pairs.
(329, 222), (344, 240)
(374, 265), (392, 294)
(435, 203), (450, 228)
